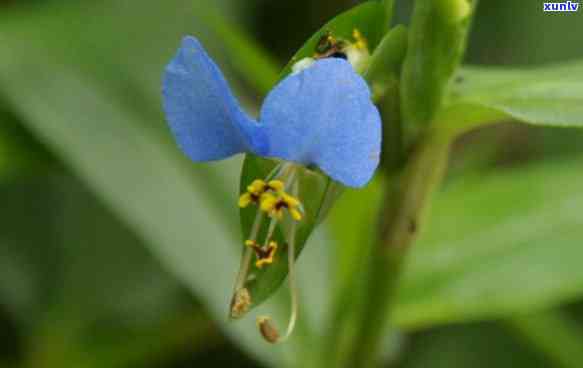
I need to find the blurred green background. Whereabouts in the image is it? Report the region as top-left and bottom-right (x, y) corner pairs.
(1, 0), (583, 367)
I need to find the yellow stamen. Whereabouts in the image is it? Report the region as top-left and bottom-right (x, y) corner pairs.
(248, 179), (267, 195)
(290, 208), (303, 221)
(240, 178), (289, 209)
(267, 180), (285, 193)
(282, 193), (300, 207)
(353, 29), (368, 51)
(253, 184), (301, 344)
(255, 241), (278, 269)
(259, 192), (303, 221)
(238, 193), (253, 208)
(260, 192), (278, 213)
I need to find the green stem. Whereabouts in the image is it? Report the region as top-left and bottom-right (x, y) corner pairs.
(382, 0), (395, 31)
(344, 131), (452, 368)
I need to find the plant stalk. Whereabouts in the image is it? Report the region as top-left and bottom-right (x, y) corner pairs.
(344, 130), (452, 367)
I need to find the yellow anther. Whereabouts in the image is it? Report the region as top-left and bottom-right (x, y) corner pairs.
(248, 179), (268, 195)
(239, 179), (288, 209)
(353, 29), (368, 51)
(245, 239), (257, 248)
(282, 193), (300, 207)
(259, 192), (303, 221)
(290, 208), (303, 221)
(255, 241), (278, 269)
(267, 180), (285, 193)
(256, 258), (272, 268)
(238, 193), (253, 208)
(284, 194), (303, 221)
(260, 192), (278, 213)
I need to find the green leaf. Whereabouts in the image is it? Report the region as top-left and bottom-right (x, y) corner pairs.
(395, 321), (552, 368)
(328, 155), (583, 331)
(0, 108), (54, 179)
(508, 311), (583, 368)
(0, 58), (279, 365)
(0, 176), (58, 325)
(438, 60), (583, 136)
(364, 24), (408, 99)
(238, 157), (342, 310)
(393, 156), (583, 329)
(237, 0), (387, 311)
(401, 0), (477, 136)
(2, 175), (210, 368)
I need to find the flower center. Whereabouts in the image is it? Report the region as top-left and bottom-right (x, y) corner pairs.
(237, 164), (304, 267)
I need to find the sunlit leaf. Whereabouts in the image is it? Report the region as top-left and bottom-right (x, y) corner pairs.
(329, 155), (583, 329)
(440, 60), (583, 136)
(394, 156), (583, 328)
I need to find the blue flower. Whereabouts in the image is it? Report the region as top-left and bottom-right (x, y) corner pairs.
(162, 36), (381, 187)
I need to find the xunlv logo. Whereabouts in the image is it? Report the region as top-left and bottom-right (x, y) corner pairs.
(544, 1), (580, 11)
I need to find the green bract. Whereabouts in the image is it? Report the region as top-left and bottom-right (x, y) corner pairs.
(401, 0), (476, 139)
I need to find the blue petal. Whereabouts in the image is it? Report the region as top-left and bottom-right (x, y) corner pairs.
(258, 59), (381, 187)
(162, 36), (262, 161)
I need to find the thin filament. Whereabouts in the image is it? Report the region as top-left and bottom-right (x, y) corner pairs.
(234, 210), (264, 292)
(278, 180), (300, 342)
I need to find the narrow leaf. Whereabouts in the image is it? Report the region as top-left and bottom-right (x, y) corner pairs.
(508, 311), (583, 368)
(394, 157), (583, 328)
(0, 60), (278, 365)
(439, 61), (583, 136)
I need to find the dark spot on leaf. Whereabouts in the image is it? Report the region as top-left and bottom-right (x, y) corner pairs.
(408, 219), (417, 234)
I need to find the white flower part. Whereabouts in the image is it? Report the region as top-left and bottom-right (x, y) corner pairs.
(291, 57), (316, 75)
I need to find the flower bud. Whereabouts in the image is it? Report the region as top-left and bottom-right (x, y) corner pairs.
(230, 288), (252, 319)
(257, 316), (280, 344)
